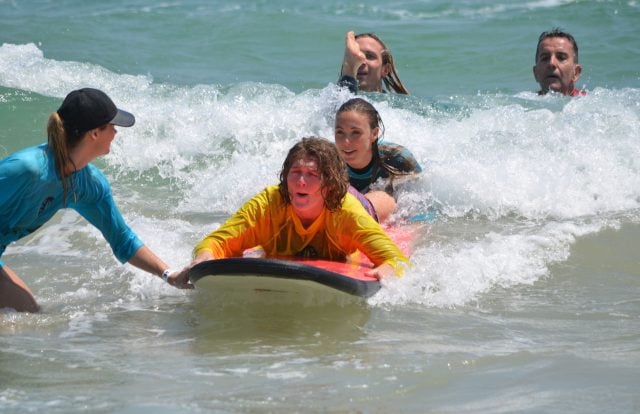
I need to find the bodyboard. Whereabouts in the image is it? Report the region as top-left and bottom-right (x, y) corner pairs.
(189, 257), (381, 303)
(188, 223), (422, 305)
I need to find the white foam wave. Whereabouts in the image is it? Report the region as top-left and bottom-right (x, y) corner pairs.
(0, 43), (152, 99)
(371, 219), (614, 307)
(417, 91), (640, 220)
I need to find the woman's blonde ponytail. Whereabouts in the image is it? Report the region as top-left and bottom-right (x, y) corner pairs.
(47, 112), (77, 204)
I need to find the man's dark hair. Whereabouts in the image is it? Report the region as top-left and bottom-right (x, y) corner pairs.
(535, 28), (579, 63)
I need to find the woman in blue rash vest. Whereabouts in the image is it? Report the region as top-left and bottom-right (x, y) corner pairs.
(0, 88), (191, 313)
(335, 98), (422, 222)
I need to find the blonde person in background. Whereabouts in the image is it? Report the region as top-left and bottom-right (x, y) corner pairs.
(338, 31), (409, 94)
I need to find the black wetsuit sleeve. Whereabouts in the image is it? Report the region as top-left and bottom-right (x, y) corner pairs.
(338, 75), (358, 94)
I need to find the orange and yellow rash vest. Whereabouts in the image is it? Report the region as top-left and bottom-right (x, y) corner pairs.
(193, 185), (408, 272)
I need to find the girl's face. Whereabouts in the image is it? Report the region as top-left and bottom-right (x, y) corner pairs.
(334, 110), (379, 169)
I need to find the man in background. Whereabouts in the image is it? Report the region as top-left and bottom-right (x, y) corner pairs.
(533, 28), (585, 96)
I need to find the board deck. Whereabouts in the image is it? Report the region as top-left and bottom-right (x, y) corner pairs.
(189, 257), (381, 299)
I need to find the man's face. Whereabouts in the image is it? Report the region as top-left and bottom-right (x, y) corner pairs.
(533, 37), (582, 95)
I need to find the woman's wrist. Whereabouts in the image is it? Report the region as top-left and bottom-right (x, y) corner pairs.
(161, 269), (173, 282)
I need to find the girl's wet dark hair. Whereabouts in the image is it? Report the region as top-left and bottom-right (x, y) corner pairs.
(279, 137), (349, 211)
(336, 97), (384, 134)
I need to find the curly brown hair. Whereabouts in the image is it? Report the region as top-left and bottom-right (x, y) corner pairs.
(279, 137), (349, 211)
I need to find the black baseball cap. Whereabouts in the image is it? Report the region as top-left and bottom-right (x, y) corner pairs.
(57, 88), (135, 137)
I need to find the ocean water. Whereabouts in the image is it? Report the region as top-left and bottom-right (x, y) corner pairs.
(1, 0), (640, 412)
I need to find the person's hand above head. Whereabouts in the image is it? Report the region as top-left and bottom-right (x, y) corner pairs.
(342, 31), (366, 78)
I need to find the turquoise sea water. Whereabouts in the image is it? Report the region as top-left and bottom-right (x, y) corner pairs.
(2, 1), (640, 413)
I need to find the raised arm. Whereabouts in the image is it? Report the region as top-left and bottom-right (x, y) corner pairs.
(341, 31), (366, 78)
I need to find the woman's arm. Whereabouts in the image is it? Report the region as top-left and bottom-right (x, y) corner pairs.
(127, 246), (193, 289)
(73, 168), (191, 288)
